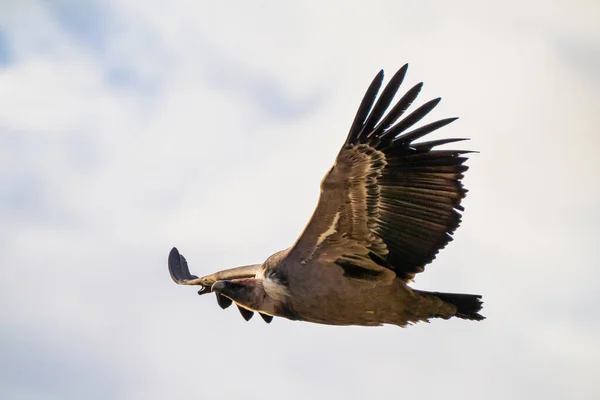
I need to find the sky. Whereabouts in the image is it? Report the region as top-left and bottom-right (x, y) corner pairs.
(1, 0), (599, 399)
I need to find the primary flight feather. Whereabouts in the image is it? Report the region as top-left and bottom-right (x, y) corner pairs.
(168, 64), (484, 327)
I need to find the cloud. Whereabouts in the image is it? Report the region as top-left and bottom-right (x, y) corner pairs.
(1, 1), (599, 399)
(555, 37), (600, 87)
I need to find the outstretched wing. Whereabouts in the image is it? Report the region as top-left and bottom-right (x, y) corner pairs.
(285, 65), (470, 280)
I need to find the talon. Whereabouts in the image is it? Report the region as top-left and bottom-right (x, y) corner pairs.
(237, 305), (254, 321)
(260, 313), (273, 323)
(215, 293), (232, 309)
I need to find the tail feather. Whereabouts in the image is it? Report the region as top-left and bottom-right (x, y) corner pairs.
(417, 290), (485, 321)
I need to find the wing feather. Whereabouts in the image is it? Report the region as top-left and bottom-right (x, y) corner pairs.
(286, 65), (470, 280)
(359, 64), (408, 137)
(370, 82), (423, 139)
(347, 70), (384, 144)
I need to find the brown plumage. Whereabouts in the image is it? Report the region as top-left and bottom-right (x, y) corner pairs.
(168, 64), (484, 327)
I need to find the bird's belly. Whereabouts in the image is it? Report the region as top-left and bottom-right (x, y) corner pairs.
(286, 274), (416, 326)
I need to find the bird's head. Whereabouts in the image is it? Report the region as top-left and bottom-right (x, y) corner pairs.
(211, 279), (267, 310)
(211, 278), (288, 316)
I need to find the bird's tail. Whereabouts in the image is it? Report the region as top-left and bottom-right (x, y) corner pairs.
(415, 290), (485, 321)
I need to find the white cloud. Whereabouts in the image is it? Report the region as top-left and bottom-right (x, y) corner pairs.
(1, 1), (599, 399)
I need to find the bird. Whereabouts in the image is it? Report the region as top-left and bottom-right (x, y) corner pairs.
(168, 64), (484, 327)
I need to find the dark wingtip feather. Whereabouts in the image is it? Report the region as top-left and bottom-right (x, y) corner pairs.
(346, 69), (385, 144)
(237, 305), (254, 321)
(374, 82), (424, 140)
(168, 247), (199, 284)
(395, 117), (459, 146)
(411, 137), (469, 152)
(382, 97), (442, 146)
(360, 65), (409, 139)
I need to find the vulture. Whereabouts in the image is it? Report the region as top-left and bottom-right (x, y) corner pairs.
(168, 64), (484, 327)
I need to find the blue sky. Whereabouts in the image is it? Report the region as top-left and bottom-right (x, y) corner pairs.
(1, 1), (599, 399)
(0, 29), (11, 65)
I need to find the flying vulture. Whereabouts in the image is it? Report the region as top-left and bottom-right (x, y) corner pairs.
(168, 64), (484, 327)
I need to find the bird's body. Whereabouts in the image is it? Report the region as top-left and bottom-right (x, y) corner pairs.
(168, 64), (485, 327)
(267, 261), (457, 326)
